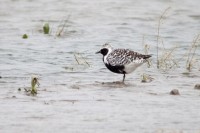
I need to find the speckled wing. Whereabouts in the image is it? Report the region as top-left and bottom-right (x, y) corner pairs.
(106, 49), (151, 66)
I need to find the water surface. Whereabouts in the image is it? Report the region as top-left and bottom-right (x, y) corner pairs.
(0, 0), (200, 132)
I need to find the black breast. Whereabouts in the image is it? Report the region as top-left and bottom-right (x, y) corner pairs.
(105, 63), (125, 74)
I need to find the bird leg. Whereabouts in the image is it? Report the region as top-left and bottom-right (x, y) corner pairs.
(123, 74), (126, 82)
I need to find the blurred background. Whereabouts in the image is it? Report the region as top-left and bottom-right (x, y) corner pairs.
(0, 0), (200, 132)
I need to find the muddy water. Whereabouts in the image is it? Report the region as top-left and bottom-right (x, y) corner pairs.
(0, 0), (200, 132)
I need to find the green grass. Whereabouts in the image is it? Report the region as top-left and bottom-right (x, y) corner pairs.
(43, 23), (50, 34)
(22, 34), (28, 39)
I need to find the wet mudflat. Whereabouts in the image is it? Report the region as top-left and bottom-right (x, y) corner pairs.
(0, 0), (200, 132)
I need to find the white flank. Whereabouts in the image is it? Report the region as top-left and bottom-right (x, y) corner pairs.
(124, 59), (144, 73)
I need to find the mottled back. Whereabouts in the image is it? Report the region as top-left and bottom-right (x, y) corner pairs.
(106, 49), (151, 66)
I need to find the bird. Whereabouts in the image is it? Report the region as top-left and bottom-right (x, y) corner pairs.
(96, 43), (151, 82)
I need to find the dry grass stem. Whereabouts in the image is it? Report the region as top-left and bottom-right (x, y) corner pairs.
(156, 7), (171, 68)
(74, 52), (90, 67)
(56, 15), (71, 37)
(186, 34), (200, 71)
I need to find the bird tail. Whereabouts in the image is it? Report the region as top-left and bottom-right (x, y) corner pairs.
(143, 54), (152, 59)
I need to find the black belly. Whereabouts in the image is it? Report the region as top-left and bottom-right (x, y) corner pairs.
(105, 63), (125, 74)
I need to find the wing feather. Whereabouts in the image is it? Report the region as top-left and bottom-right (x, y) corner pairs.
(106, 49), (151, 66)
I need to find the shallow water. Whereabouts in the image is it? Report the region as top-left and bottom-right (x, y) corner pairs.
(0, 0), (200, 132)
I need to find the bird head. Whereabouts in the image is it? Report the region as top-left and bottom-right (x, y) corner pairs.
(96, 43), (113, 56)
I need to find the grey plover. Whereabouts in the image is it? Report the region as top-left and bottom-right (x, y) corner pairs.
(96, 43), (151, 82)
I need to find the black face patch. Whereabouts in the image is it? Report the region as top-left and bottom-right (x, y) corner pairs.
(100, 48), (109, 56)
